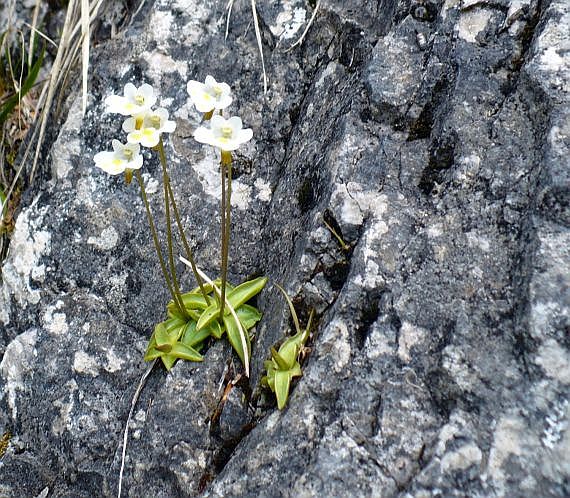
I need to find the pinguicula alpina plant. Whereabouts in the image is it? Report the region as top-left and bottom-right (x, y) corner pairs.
(94, 78), (266, 376)
(261, 285), (314, 409)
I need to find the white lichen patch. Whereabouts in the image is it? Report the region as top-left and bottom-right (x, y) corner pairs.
(154, 0), (209, 46)
(457, 9), (493, 43)
(104, 348), (125, 373)
(87, 226), (119, 251)
(535, 339), (570, 384)
(397, 321), (427, 363)
(231, 181), (253, 210)
(254, 178), (272, 202)
(0, 329), (37, 420)
(75, 176), (97, 208)
(42, 302), (69, 336)
(141, 51), (188, 84)
(190, 150), (254, 210)
(347, 185), (391, 289)
(539, 46), (567, 73)
(441, 443), (483, 472)
(51, 95), (82, 181)
(147, 9), (175, 49)
(73, 351), (100, 376)
(333, 182), (389, 227)
(142, 172), (160, 195)
(442, 345), (476, 391)
(319, 318), (351, 372)
(365, 322), (395, 360)
(0, 201), (50, 324)
(487, 416), (525, 488)
(269, 0), (305, 40)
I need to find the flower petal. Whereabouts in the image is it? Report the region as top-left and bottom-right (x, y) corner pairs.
(196, 97), (215, 113)
(122, 117), (136, 133)
(111, 139), (123, 152)
(127, 130), (143, 144)
(140, 128), (160, 148)
(204, 75), (217, 87)
(162, 120), (177, 133)
(129, 155), (144, 170)
(94, 151), (125, 175)
(210, 115), (226, 129)
(237, 128), (253, 144)
(124, 83), (137, 99)
(194, 126), (214, 146)
(228, 116), (243, 132)
(125, 142), (140, 155)
(139, 84), (154, 99)
(155, 108), (169, 121)
(105, 95), (126, 113)
(216, 95), (233, 110)
(218, 82), (231, 95)
(187, 80), (205, 95)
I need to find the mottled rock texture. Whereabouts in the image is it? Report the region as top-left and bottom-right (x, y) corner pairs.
(1, 0), (569, 497)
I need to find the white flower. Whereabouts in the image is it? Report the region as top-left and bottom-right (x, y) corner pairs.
(194, 115), (253, 152)
(105, 83), (157, 116)
(187, 75), (232, 113)
(94, 140), (143, 175)
(122, 108), (177, 148)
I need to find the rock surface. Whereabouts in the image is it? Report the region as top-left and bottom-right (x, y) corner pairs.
(1, 0), (569, 497)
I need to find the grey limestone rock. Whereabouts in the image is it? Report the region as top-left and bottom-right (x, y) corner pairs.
(1, 0), (569, 497)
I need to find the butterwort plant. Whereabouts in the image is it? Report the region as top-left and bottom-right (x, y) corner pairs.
(94, 78), (266, 376)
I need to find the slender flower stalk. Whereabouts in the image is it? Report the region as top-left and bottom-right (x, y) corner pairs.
(193, 112), (253, 321)
(135, 170), (186, 318)
(165, 179), (211, 306)
(219, 150), (233, 320)
(156, 139), (188, 320)
(157, 138), (211, 306)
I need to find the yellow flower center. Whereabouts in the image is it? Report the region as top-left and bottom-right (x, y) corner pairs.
(213, 86), (223, 98)
(221, 126), (233, 139)
(134, 94), (145, 105)
(150, 115), (161, 128)
(123, 149), (133, 159)
(135, 117), (144, 130)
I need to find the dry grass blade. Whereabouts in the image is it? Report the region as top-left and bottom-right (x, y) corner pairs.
(250, 0), (268, 93)
(29, 0), (77, 184)
(81, 0), (90, 116)
(54, 0), (104, 116)
(285, 0), (321, 52)
(117, 360), (156, 498)
(28, 0), (103, 182)
(27, 1), (41, 70)
(23, 22), (58, 49)
(180, 257), (251, 377)
(225, 0), (235, 40)
(131, 0), (147, 25)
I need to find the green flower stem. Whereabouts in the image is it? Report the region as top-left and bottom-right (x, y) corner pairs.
(219, 150), (233, 320)
(165, 179), (211, 306)
(219, 158), (227, 312)
(157, 139), (189, 320)
(135, 170), (186, 318)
